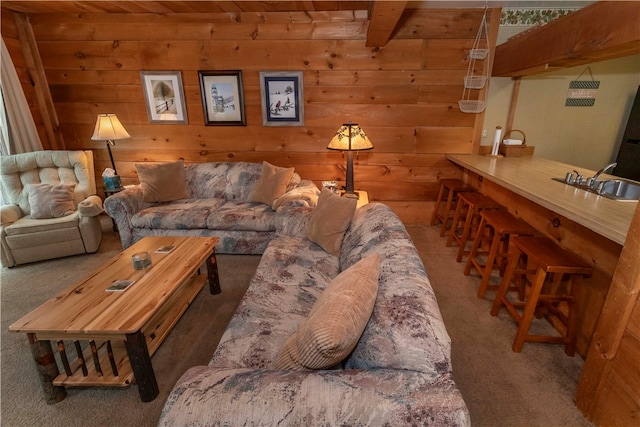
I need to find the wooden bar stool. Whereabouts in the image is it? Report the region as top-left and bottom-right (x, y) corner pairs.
(464, 209), (536, 299)
(446, 191), (501, 262)
(490, 236), (593, 356)
(430, 179), (471, 237)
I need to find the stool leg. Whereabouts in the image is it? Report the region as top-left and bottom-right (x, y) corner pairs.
(446, 200), (464, 247)
(430, 184), (445, 226)
(535, 272), (563, 319)
(512, 267), (547, 353)
(498, 235), (510, 277)
(464, 216), (486, 276)
(456, 206), (476, 262)
(477, 230), (502, 299)
(490, 249), (521, 316)
(565, 275), (582, 357)
(439, 190), (456, 237)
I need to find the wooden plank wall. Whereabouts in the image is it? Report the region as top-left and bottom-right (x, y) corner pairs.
(2, 8), (499, 223)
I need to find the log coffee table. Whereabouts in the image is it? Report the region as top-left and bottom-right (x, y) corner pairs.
(10, 236), (219, 404)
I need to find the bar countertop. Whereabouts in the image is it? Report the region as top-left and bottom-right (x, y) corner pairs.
(446, 154), (637, 245)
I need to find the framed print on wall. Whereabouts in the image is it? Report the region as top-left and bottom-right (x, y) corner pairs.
(259, 71), (304, 126)
(198, 70), (246, 126)
(140, 71), (188, 124)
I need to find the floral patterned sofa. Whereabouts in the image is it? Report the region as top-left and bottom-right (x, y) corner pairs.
(104, 161), (319, 253)
(158, 202), (470, 426)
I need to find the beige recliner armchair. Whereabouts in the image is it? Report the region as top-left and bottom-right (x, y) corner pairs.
(0, 150), (103, 267)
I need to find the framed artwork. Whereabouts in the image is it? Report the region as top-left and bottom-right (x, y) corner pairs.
(140, 71), (188, 124)
(198, 70), (246, 126)
(259, 71), (304, 126)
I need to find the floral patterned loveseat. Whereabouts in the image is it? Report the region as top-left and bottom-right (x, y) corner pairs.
(158, 202), (470, 426)
(104, 161), (319, 253)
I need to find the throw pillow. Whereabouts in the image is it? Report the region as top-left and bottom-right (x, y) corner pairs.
(135, 160), (190, 203)
(273, 253), (380, 370)
(307, 188), (357, 256)
(249, 161), (295, 208)
(26, 183), (77, 219)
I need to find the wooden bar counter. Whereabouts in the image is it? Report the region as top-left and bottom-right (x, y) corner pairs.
(446, 154), (637, 358)
(446, 154), (635, 245)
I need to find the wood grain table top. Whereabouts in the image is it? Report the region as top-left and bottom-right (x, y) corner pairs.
(10, 236), (218, 335)
(446, 154), (637, 245)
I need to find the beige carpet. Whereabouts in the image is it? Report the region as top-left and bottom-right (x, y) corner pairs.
(410, 223), (593, 427)
(0, 215), (593, 426)
(1, 216), (260, 426)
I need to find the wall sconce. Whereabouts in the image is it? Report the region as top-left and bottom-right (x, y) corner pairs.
(327, 122), (373, 199)
(91, 113), (130, 175)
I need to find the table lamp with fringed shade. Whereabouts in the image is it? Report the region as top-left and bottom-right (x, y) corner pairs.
(327, 123), (373, 199)
(91, 114), (130, 175)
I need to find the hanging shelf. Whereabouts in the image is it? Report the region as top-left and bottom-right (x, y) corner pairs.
(459, 7), (490, 114)
(464, 75), (487, 89)
(469, 48), (488, 60)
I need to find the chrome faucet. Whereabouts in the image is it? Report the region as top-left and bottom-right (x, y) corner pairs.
(564, 170), (582, 184)
(592, 162), (617, 180)
(587, 162), (617, 188)
(573, 170), (584, 185)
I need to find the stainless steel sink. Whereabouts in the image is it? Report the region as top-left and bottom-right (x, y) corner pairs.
(552, 177), (640, 201)
(598, 179), (640, 201)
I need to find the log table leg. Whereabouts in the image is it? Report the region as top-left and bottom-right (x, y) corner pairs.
(125, 331), (159, 402)
(27, 333), (66, 404)
(207, 250), (221, 295)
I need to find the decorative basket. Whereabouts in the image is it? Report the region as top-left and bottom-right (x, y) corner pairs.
(458, 100), (486, 113)
(469, 48), (489, 60)
(464, 75), (487, 89)
(499, 129), (527, 157)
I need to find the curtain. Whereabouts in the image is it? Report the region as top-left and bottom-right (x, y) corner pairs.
(0, 87), (11, 156)
(0, 37), (43, 155)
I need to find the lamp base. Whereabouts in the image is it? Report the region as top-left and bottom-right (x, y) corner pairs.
(340, 190), (360, 200)
(103, 175), (122, 192)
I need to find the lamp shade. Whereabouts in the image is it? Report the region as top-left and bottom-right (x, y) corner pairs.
(91, 114), (130, 141)
(327, 123), (373, 151)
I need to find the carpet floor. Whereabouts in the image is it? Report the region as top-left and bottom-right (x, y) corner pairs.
(410, 223), (593, 427)
(0, 215), (593, 426)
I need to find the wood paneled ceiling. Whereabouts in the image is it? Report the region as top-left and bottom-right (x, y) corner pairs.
(492, 1), (640, 76)
(0, 1), (594, 14)
(0, 1), (370, 14)
(0, 1), (415, 47)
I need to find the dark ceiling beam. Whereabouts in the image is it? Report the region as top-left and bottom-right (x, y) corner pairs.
(493, 1), (640, 77)
(366, 0), (408, 47)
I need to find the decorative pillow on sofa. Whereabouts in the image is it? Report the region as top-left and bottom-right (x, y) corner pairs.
(273, 253), (380, 370)
(135, 160), (190, 203)
(25, 183), (77, 219)
(307, 188), (357, 256)
(249, 161), (295, 208)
